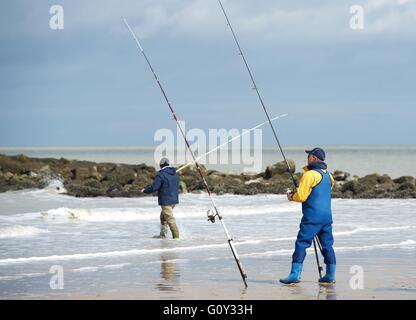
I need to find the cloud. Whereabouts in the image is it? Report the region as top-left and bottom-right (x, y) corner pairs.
(0, 1), (415, 146)
(2, 0), (415, 42)
(123, 0), (416, 42)
(362, 0), (416, 35)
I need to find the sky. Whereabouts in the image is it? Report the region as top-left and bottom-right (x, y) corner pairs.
(0, 0), (415, 147)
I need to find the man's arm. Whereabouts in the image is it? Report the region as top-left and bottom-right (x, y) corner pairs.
(142, 175), (162, 193)
(289, 171), (320, 203)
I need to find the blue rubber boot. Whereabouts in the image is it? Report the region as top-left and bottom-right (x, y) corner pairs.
(319, 264), (336, 283)
(279, 263), (303, 284)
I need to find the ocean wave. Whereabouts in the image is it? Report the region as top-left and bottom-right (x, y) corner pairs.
(36, 204), (298, 222)
(71, 266), (100, 273)
(39, 207), (157, 222)
(0, 225), (49, 239)
(335, 239), (416, 251)
(235, 225), (416, 245)
(0, 272), (47, 281)
(0, 238), (414, 266)
(0, 243), (228, 266)
(71, 263), (132, 273)
(43, 179), (67, 194)
(334, 225), (416, 236)
(242, 240), (416, 258)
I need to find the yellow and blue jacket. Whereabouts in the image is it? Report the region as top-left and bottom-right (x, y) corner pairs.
(289, 162), (335, 224)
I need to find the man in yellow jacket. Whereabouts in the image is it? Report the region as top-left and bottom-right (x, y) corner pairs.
(280, 147), (336, 284)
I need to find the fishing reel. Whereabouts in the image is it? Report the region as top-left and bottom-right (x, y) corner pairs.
(286, 188), (296, 199)
(207, 209), (216, 223)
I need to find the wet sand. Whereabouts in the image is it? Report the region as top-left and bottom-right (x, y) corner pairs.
(15, 249), (415, 300)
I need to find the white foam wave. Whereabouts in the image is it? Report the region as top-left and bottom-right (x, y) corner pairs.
(335, 239), (416, 251)
(243, 249), (293, 257)
(1, 238), (413, 266)
(36, 204), (297, 222)
(40, 207), (157, 222)
(0, 272), (47, 281)
(44, 179), (67, 194)
(334, 225), (416, 236)
(235, 237), (297, 245)
(0, 243), (228, 266)
(206, 204), (298, 217)
(72, 263), (131, 273)
(235, 225), (416, 246)
(71, 266), (99, 273)
(242, 240), (416, 258)
(0, 225), (49, 239)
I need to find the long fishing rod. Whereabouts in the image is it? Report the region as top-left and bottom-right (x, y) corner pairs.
(217, 0), (324, 277)
(122, 17), (248, 287)
(177, 113), (288, 173)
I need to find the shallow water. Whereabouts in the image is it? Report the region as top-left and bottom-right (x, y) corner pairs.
(0, 188), (415, 299)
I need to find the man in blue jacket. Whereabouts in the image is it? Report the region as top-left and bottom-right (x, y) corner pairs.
(141, 158), (180, 239)
(280, 147), (336, 284)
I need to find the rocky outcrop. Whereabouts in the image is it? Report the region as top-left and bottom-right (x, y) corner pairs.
(264, 159), (296, 179)
(331, 173), (416, 199)
(0, 154), (415, 199)
(0, 154), (155, 197)
(333, 170), (350, 182)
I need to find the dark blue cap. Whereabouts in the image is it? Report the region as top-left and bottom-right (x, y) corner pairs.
(305, 147), (326, 161)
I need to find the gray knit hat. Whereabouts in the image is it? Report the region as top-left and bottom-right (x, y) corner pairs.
(159, 157), (170, 167)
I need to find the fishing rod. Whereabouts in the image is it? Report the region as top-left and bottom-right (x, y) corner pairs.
(313, 238), (323, 278)
(122, 17), (248, 287)
(217, 0), (324, 278)
(177, 113), (288, 173)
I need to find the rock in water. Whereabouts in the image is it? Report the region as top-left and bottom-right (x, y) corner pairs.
(393, 176), (415, 185)
(264, 160), (296, 179)
(0, 154), (415, 199)
(72, 166), (100, 181)
(333, 170), (350, 182)
(103, 165), (136, 186)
